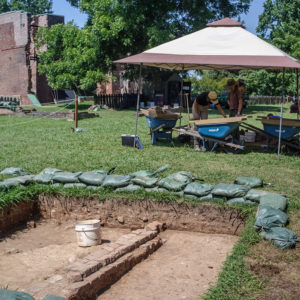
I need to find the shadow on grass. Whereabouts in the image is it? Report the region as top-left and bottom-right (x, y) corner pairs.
(244, 105), (282, 114)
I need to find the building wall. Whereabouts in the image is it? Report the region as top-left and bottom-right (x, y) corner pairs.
(0, 11), (64, 105)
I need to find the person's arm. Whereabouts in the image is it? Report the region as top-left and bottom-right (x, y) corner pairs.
(237, 90), (243, 116)
(216, 103), (226, 117)
(193, 100), (200, 119)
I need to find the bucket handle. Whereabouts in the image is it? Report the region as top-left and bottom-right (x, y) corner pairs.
(83, 231), (99, 241)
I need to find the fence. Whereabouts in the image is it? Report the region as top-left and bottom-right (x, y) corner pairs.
(247, 96), (283, 105)
(95, 94), (148, 110)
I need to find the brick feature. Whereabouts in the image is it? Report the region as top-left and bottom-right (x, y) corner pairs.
(66, 225), (162, 283)
(67, 237), (163, 300)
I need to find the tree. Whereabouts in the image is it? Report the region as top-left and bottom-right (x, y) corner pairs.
(66, 0), (252, 68)
(0, 0), (52, 15)
(35, 23), (107, 93)
(239, 0), (300, 96)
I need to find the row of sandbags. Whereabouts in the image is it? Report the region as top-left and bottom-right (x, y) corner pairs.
(0, 167), (298, 249)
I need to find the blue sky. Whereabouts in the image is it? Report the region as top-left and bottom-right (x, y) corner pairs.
(52, 0), (264, 34)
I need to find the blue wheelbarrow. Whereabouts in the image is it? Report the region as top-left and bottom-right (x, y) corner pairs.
(145, 116), (178, 144)
(186, 117), (247, 152)
(241, 116), (300, 152)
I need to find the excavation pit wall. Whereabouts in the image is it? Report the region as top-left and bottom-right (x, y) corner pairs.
(38, 195), (247, 236)
(0, 196), (246, 299)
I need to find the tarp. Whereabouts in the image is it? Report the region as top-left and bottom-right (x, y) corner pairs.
(115, 18), (300, 70)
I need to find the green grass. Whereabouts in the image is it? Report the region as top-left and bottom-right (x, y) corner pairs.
(0, 103), (299, 298)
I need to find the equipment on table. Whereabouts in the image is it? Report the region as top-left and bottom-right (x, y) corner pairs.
(241, 116), (300, 152)
(174, 116), (247, 152)
(141, 108), (180, 145)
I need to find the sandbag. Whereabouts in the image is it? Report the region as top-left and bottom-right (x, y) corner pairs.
(64, 183), (86, 188)
(0, 289), (34, 300)
(245, 189), (282, 203)
(234, 177), (263, 188)
(199, 194), (226, 201)
(51, 183), (62, 188)
(145, 187), (169, 193)
(0, 167), (28, 176)
(227, 197), (245, 204)
(87, 186), (103, 190)
(184, 194), (199, 200)
(41, 295), (66, 300)
(92, 170), (108, 175)
(102, 175), (132, 188)
(184, 182), (213, 197)
(212, 183), (250, 198)
(79, 172), (106, 186)
(115, 184), (142, 192)
(130, 164), (169, 178)
(259, 194), (287, 211)
(158, 171), (193, 191)
(260, 227), (299, 250)
(131, 176), (158, 188)
(34, 168), (62, 183)
(254, 205), (288, 231)
(53, 172), (82, 183)
(6, 175), (34, 185)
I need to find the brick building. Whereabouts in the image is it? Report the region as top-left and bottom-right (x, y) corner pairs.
(0, 11), (64, 105)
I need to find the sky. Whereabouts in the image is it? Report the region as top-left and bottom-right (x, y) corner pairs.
(52, 0), (264, 34)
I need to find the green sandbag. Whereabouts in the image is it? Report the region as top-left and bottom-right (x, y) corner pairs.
(212, 183), (250, 198)
(158, 171), (193, 191)
(259, 194), (287, 211)
(234, 177), (263, 188)
(184, 182), (213, 197)
(145, 187), (169, 193)
(34, 168), (62, 183)
(0, 167), (28, 176)
(0, 289), (35, 300)
(260, 227), (298, 250)
(130, 164), (169, 178)
(102, 175), (132, 188)
(254, 205), (288, 231)
(245, 189), (283, 203)
(131, 176), (158, 188)
(87, 186), (103, 190)
(41, 295), (66, 300)
(0, 182), (6, 191)
(63, 183), (86, 188)
(115, 184), (142, 192)
(92, 170), (108, 175)
(227, 197), (245, 204)
(53, 172), (82, 183)
(79, 172), (106, 186)
(6, 175), (34, 185)
(184, 194), (199, 200)
(199, 194), (226, 201)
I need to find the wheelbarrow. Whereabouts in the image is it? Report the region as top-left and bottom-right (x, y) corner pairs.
(145, 116), (178, 144)
(241, 116), (300, 152)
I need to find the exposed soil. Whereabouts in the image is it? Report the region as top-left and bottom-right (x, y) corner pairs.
(0, 219), (130, 294)
(98, 230), (238, 300)
(38, 196), (247, 235)
(246, 211), (300, 300)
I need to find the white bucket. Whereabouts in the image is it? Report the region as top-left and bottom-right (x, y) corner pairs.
(244, 131), (256, 143)
(75, 219), (101, 247)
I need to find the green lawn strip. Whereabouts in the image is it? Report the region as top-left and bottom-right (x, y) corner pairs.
(203, 214), (263, 300)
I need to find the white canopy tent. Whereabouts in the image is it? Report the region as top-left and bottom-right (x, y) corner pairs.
(115, 18), (300, 157)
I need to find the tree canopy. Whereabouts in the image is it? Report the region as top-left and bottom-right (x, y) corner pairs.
(36, 23), (107, 93)
(0, 0), (52, 15)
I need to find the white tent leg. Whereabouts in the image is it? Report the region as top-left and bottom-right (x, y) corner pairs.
(277, 68), (285, 159)
(134, 63), (142, 147)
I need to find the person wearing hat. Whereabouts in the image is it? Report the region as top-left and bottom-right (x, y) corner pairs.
(192, 91), (226, 120)
(227, 78), (244, 117)
(192, 91), (226, 150)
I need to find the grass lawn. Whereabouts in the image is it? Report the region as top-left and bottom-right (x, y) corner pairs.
(0, 102), (299, 299)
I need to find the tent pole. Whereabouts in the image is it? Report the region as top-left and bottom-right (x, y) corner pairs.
(297, 69), (299, 119)
(277, 68), (285, 160)
(134, 63), (142, 147)
(180, 65), (184, 127)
